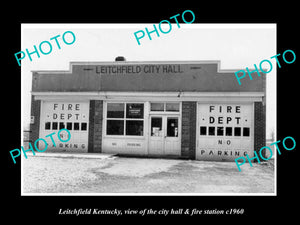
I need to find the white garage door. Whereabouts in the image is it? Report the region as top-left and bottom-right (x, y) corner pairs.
(196, 103), (254, 161)
(39, 101), (89, 152)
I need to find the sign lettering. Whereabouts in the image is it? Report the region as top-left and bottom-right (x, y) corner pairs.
(95, 64), (183, 75)
(200, 149), (248, 157)
(51, 103), (83, 121)
(198, 104), (253, 161)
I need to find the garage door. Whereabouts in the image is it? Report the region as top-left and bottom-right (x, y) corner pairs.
(39, 101), (89, 152)
(196, 103), (254, 161)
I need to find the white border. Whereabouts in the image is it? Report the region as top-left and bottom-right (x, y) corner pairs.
(22, 23), (276, 29)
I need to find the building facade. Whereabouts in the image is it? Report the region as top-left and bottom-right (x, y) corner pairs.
(30, 59), (266, 161)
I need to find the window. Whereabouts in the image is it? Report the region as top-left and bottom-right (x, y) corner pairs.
(217, 127), (224, 136)
(81, 122), (87, 131)
(234, 127), (241, 136)
(166, 103), (179, 112)
(167, 118), (178, 137)
(150, 103), (164, 111)
(45, 122), (51, 130)
(52, 122), (58, 130)
(225, 127), (232, 136)
(126, 103), (144, 118)
(126, 120), (143, 136)
(200, 126), (207, 135)
(74, 122), (80, 130)
(107, 120), (124, 135)
(107, 103), (124, 118)
(151, 117), (162, 136)
(243, 127), (250, 137)
(67, 122), (72, 130)
(106, 103), (144, 136)
(59, 122), (65, 129)
(150, 102), (180, 112)
(209, 127), (215, 136)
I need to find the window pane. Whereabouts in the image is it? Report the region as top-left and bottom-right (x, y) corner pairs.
(166, 103), (179, 112)
(107, 120), (124, 135)
(45, 122), (51, 130)
(200, 126), (207, 135)
(151, 117), (163, 136)
(107, 103), (124, 118)
(66, 122), (72, 130)
(59, 122), (65, 129)
(243, 127), (250, 136)
(209, 127), (215, 136)
(52, 122), (58, 130)
(217, 127), (224, 136)
(126, 103), (144, 118)
(225, 127), (232, 136)
(150, 103), (164, 111)
(234, 127), (241, 136)
(167, 118), (178, 137)
(126, 120), (143, 136)
(74, 122), (80, 130)
(81, 122), (87, 131)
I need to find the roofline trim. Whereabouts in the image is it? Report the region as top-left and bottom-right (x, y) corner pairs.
(31, 60), (250, 74)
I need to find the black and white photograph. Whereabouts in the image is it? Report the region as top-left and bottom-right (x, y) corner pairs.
(5, 4), (298, 221)
(20, 24), (276, 195)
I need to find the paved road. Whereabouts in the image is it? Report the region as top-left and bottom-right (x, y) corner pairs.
(22, 154), (274, 194)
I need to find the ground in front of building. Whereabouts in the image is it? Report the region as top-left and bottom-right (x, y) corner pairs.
(22, 154), (274, 194)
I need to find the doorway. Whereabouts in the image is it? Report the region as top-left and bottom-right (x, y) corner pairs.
(148, 115), (181, 156)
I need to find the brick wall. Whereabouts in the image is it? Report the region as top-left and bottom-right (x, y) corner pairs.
(254, 101), (266, 159)
(181, 102), (197, 159)
(88, 100), (103, 153)
(29, 96), (40, 147)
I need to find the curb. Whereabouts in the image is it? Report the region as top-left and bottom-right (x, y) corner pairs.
(28, 152), (117, 160)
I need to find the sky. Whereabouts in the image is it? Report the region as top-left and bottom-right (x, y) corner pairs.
(21, 23), (276, 139)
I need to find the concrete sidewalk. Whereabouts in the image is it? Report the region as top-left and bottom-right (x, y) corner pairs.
(30, 152), (117, 160)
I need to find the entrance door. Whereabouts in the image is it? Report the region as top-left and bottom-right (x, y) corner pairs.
(149, 115), (181, 156)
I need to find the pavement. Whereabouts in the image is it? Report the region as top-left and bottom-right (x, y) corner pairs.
(21, 153), (275, 194)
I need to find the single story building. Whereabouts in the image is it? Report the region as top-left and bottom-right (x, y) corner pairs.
(29, 57), (266, 161)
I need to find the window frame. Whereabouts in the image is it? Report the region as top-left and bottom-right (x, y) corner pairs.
(105, 102), (145, 137)
(150, 102), (180, 114)
(45, 122), (51, 130)
(234, 127), (242, 137)
(243, 127), (250, 137)
(199, 126), (250, 138)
